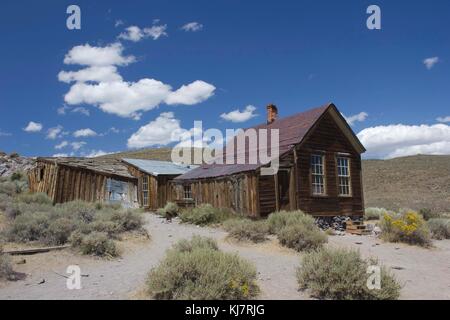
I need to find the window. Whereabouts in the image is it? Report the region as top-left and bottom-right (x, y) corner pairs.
(337, 157), (351, 196)
(142, 176), (149, 207)
(311, 154), (325, 195)
(183, 185), (192, 199)
(38, 168), (45, 182)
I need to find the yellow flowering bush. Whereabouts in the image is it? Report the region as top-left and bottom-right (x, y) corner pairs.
(380, 210), (431, 247)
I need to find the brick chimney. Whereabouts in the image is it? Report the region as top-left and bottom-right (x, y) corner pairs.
(266, 104), (278, 124)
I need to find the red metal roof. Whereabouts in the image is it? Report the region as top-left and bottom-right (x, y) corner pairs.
(175, 103), (337, 180)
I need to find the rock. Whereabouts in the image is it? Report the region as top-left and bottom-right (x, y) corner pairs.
(355, 242), (363, 245)
(372, 226), (382, 235)
(38, 279), (45, 285)
(16, 258), (26, 265)
(392, 266), (405, 270)
(0, 153), (34, 177)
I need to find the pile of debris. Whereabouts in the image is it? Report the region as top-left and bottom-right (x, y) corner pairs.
(0, 152), (34, 177)
(315, 216), (354, 232)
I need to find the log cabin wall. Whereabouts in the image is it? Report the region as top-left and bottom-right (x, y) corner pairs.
(295, 112), (363, 216)
(174, 172), (259, 217)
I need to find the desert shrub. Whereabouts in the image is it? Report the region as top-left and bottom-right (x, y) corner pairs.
(147, 236), (259, 300)
(380, 210), (431, 247)
(9, 152), (19, 159)
(10, 172), (24, 182)
(223, 219), (268, 243)
(297, 247), (401, 300)
(108, 209), (144, 232)
(0, 193), (12, 212)
(419, 208), (441, 221)
(16, 192), (53, 205)
(179, 204), (235, 225)
(0, 248), (14, 281)
(172, 235), (219, 253)
(45, 217), (79, 245)
(157, 202), (179, 219)
(267, 210), (313, 234)
(56, 200), (96, 223)
(427, 218), (450, 240)
(364, 207), (387, 221)
(70, 231), (118, 257)
(277, 223), (327, 252)
(0, 181), (17, 196)
(6, 211), (52, 243)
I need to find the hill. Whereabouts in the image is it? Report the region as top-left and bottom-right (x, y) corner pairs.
(362, 155), (450, 213)
(102, 149), (450, 213)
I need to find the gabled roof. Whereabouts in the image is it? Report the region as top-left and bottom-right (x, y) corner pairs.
(37, 157), (136, 180)
(122, 158), (197, 176)
(176, 103), (365, 180)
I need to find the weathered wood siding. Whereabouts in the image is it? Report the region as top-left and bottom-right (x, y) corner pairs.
(296, 112), (364, 216)
(28, 161), (59, 201)
(175, 172), (259, 217)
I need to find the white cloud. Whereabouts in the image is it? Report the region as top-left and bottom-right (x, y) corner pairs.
(55, 141), (69, 149)
(52, 153), (69, 157)
(46, 125), (64, 140)
(181, 22), (203, 32)
(58, 66), (122, 83)
(84, 150), (112, 158)
(342, 112), (368, 126)
(73, 128), (97, 137)
(220, 105), (257, 123)
(423, 56), (439, 70)
(72, 107), (90, 116)
(60, 43), (215, 119)
(127, 112), (186, 148)
(57, 105), (69, 115)
(115, 20), (124, 28)
(64, 43), (135, 67)
(0, 130), (11, 137)
(118, 25), (167, 42)
(71, 141), (87, 151)
(24, 121), (43, 132)
(436, 116), (450, 123)
(165, 80), (215, 105)
(357, 123), (450, 159)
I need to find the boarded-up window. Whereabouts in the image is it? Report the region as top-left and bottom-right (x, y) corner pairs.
(337, 157), (351, 196)
(142, 176), (149, 207)
(311, 154), (325, 195)
(183, 185), (192, 199)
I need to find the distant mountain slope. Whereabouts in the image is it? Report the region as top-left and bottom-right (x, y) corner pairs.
(100, 149), (450, 213)
(362, 155), (450, 213)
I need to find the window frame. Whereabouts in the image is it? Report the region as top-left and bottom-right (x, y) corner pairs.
(336, 156), (352, 197)
(142, 176), (149, 207)
(183, 184), (193, 200)
(311, 153), (326, 196)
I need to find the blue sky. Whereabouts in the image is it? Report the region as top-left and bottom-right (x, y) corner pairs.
(0, 0), (449, 159)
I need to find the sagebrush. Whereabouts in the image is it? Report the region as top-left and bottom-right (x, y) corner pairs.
(147, 236), (259, 300)
(427, 218), (450, 240)
(223, 219), (269, 243)
(297, 247), (401, 300)
(179, 204), (236, 225)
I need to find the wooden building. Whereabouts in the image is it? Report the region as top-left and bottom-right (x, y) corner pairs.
(121, 158), (195, 210)
(28, 157), (139, 207)
(173, 103), (366, 218)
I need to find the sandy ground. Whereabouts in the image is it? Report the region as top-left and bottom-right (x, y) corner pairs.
(0, 214), (449, 300)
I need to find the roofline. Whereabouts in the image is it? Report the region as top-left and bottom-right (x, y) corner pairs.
(121, 158), (191, 177)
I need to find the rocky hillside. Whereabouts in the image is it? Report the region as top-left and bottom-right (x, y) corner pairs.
(0, 152), (34, 177)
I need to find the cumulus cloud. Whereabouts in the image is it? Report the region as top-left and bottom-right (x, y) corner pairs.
(52, 153), (70, 158)
(71, 141), (87, 151)
(73, 128), (97, 137)
(63, 43), (135, 67)
(220, 105), (257, 123)
(59, 43), (215, 119)
(342, 112), (368, 126)
(55, 141), (69, 150)
(115, 20), (124, 28)
(357, 123), (450, 159)
(84, 150), (112, 158)
(24, 121), (43, 132)
(58, 66), (122, 83)
(118, 25), (167, 42)
(423, 56), (439, 70)
(165, 81), (216, 105)
(181, 22), (203, 32)
(57, 105), (90, 116)
(436, 116), (450, 123)
(46, 126), (64, 140)
(127, 112), (186, 148)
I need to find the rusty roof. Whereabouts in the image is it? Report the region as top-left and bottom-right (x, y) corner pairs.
(175, 103), (364, 180)
(37, 157), (136, 180)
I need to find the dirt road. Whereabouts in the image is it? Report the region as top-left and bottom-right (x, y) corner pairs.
(0, 214), (449, 300)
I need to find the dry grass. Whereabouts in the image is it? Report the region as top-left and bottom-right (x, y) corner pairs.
(363, 155), (450, 214)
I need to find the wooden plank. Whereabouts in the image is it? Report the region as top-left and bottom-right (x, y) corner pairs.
(4, 245), (71, 255)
